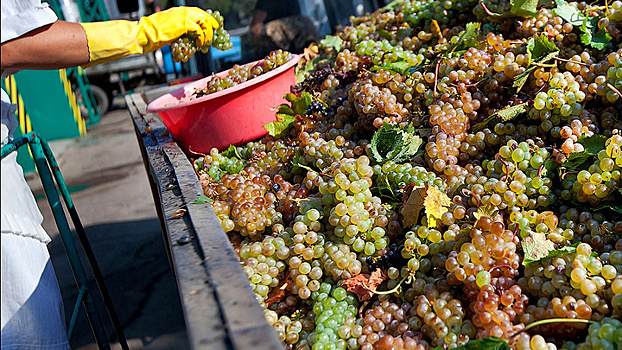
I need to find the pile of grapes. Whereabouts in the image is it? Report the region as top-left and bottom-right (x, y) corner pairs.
(170, 9), (232, 62)
(192, 1), (622, 349)
(193, 50), (294, 97)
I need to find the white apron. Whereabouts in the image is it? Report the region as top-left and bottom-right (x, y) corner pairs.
(1, 1), (70, 348)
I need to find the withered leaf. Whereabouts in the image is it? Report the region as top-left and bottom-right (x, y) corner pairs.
(401, 186), (426, 227)
(474, 205), (498, 225)
(424, 185), (451, 228)
(521, 232), (555, 263)
(342, 268), (387, 302)
(265, 273), (293, 307)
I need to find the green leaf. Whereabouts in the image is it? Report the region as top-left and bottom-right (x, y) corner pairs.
(577, 11), (611, 49)
(378, 29), (393, 39)
(578, 134), (607, 155)
(497, 103), (529, 122)
(510, 0), (539, 17)
(472, 102), (529, 132)
(563, 151), (593, 171)
(396, 28), (413, 41)
(370, 124), (422, 164)
(320, 35), (343, 51)
(284, 92), (314, 116)
(192, 194), (213, 204)
(553, 0), (585, 26)
(452, 22), (484, 52)
(523, 242), (579, 265)
(372, 60), (411, 75)
(393, 125), (423, 163)
(543, 158), (559, 178)
(526, 34), (559, 61)
(221, 145), (242, 159)
(432, 337), (509, 350)
(590, 28), (612, 50)
(290, 155), (316, 173)
(264, 114), (296, 138)
(266, 92), (313, 138)
(513, 66), (536, 92)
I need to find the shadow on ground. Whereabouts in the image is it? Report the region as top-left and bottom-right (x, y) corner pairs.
(48, 218), (189, 350)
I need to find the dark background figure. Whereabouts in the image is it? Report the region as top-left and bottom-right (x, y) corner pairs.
(249, 0), (319, 58)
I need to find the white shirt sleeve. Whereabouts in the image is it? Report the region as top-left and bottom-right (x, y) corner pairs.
(1, 0), (58, 44)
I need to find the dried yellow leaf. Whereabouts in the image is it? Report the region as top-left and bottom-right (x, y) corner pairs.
(423, 185), (451, 228)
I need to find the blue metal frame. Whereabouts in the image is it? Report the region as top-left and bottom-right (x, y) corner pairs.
(1, 132), (128, 350)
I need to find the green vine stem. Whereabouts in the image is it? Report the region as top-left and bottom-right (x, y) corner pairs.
(508, 318), (593, 340)
(364, 275), (410, 295)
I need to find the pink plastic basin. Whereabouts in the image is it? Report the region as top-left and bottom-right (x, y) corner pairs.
(147, 54), (301, 154)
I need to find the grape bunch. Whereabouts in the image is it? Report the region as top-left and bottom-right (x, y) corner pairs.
(187, 1), (622, 349)
(192, 50), (293, 97)
(170, 9), (232, 62)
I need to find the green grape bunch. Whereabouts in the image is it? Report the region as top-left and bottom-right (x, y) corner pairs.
(170, 9), (232, 62)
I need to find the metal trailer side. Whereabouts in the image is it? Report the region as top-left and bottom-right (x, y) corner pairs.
(124, 90), (283, 350)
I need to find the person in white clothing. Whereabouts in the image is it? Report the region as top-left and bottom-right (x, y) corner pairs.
(1, 1), (219, 348)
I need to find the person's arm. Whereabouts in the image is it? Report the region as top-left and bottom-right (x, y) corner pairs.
(251, 9), (268, 35)
(1, 21), (89, 72)
(1, 7), (219, 72)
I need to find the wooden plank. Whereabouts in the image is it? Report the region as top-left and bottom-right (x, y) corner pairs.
(161, 145), (283, 350)
(126, 94), (231, 350)
(126, 92), (282, 350)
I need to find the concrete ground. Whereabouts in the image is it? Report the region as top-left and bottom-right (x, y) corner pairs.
(26, 96), (190, 350)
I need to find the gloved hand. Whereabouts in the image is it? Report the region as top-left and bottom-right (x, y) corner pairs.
(80, 7), (219, 67)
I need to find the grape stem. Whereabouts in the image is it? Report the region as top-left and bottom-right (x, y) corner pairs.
(552, 56), (589, 66)
(433, 54), (443, 98)
(607, 83), (622, 99)
(461, 188), (481, 207)
(364, 274), (409, 295)
(488, 264), (513, 273)
(507, 318), (593, 340)
(479, 1), (498, 17)
(560, 170), (578, 180)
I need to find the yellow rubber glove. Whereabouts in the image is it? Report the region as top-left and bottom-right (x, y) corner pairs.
(80, 7), (219, 67)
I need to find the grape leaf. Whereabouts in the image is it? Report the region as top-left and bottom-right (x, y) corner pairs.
(588, 28), (612, 50)
(522, 232), (556, 264)
(474, 205), (498, 225)
(432, 336), (509, 350)
(265, 92), (313, 138)
(265, 273), (293, 306)
(526, 34), (559, 61)
(401, 185), (426, 227)
(472, 102), (529, 132)
(543, 158), (559, 178)
(285, 92), (314, 116)
(497, 103), (529, 122)
(221, 144), (242, 159)
(562, 151), (593, 171)
(424, 185), (451, 228)
(192, 194), (213, 204)
(371, 60), (411, 75)
(512, 66), (536, 92)
(553, 0), (585, 26)
(578, 134), (607, 155)
(510, 0), (539, 17)
(264, 114), (296, 138)
(370, 123), (422, 163)
(452, 22), (483, 52)
(320, 35), (343, 51)
(342, 269), (387, 302)
(396, 28), (413, 41)
(523, 242), (579, 265)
